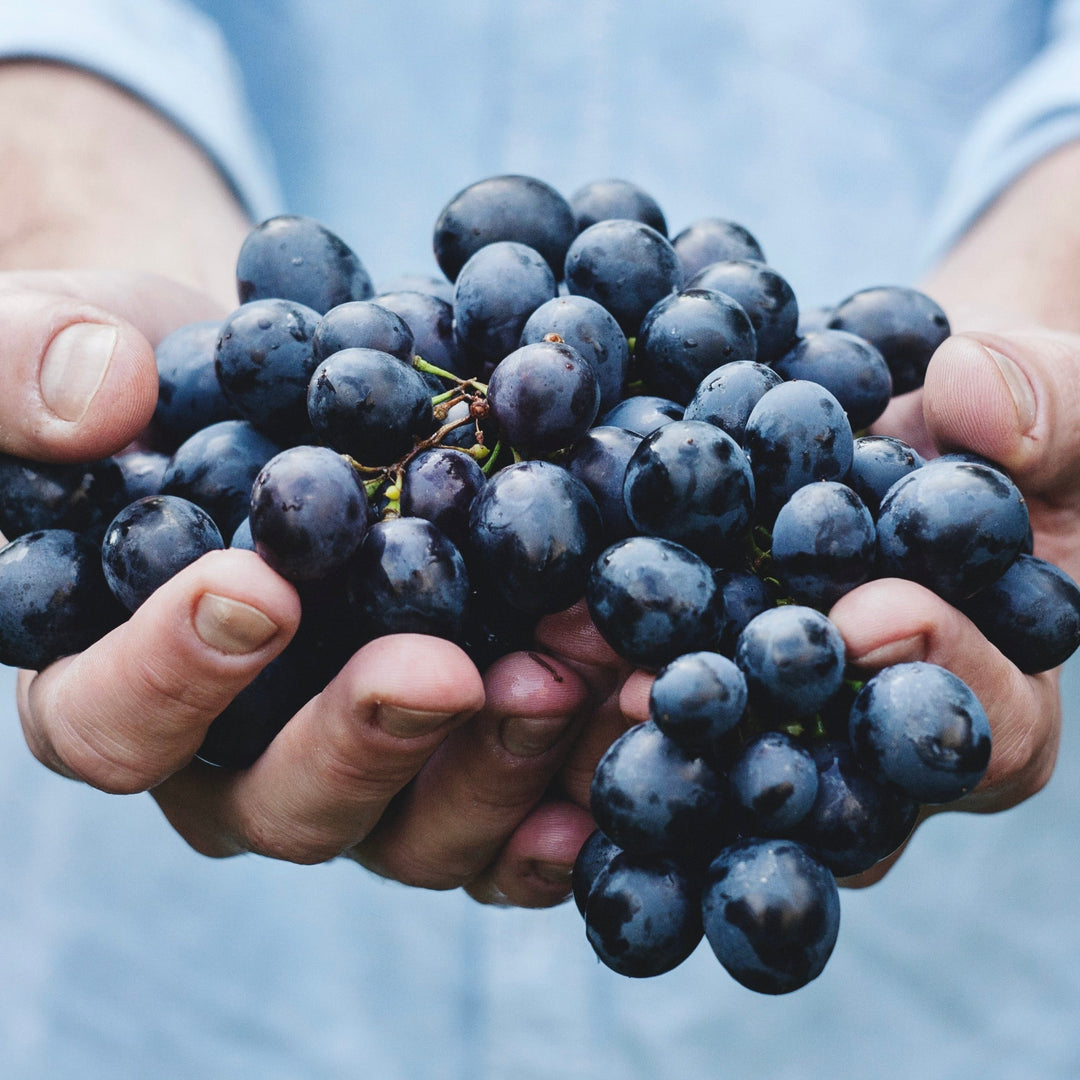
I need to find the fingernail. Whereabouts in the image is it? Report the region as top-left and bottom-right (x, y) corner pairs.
(194, 593), (279, 654)
(532, 860), (574, 885)
(849, 633), (927, 670)
(40, 322), (119, 422)
(985, 346), (1037, 433)
(500, 714), (571, 757)
(376, 704), (456, 738)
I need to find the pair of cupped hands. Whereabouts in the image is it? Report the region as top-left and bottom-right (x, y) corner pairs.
(7, 267), (1075, 905)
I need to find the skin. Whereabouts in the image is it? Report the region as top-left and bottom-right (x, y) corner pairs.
(3, 61), (1079, 904)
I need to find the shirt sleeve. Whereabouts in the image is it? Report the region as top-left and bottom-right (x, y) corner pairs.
(0, 0), (283, 222)
(924, 0), (1080, 262)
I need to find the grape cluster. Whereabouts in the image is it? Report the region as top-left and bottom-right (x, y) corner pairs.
(1, 174), (1078, 995)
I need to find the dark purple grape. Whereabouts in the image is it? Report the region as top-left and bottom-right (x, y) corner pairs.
(468, 461), (603, 615)
(0, 529), (124, 670)
(249, 445), (370, 582)
(0, 454), (128, 543)
(572, 829), (622, 916)
(715, 569), (777, 656)
(670, 218), (765, 282)
(875, 460), (1029, 603)
(770, 481), (876, 609)
(585, 853), (703, 978)
(161, 420), (282, 540)
(688, 260), (798, 365)
(236, 214), (373, 314)
(622, 420), (755, 564)
(590, 720), (726, 862)
(561, 425), (643, 544)
(742, 380), (854, 519)
(849, 662), (991, 804)
(306, 347), (436, 466)
(586, 536), (721, 670)
(772, 330), (892, 431)
(347, 516), (470, 641)
(374, 290), (468, 377)
(794, 739), (919, 877)
(564, 219), (683, 336)
(313, 300), (415, 363)
(400, 446), (486, 552)
(101, 495), (224, 611)
(151, 319), (238, 449)
(728, 731), (819, 835)
(520, 294), (630, 414)
(635, 289), (758, 405)
(569, 178), (668, 236)
(702, 838), (839, 995)
(433, 174), (576, 283)
(487, 339), (600, 455)
(230, 516), (255, 551)
(115, 450), (169, 502)
(959, 553), (1080, 674)
(452, 241), (557, 368)
(648, 651), (748, 762)
(599, 394), (683, 436)
(682, 360), (782, 444)
(827, 285), (950, 396)
(214, 298), (322, 443)
(735, 605), (846, 720)
(847, 435), (924, 516)
(377, 274), (454, 304)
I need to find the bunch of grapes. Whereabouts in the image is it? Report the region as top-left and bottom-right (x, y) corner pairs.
(1, 174), (1078, 994)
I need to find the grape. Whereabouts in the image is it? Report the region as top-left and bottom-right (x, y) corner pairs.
(433, 174), (576, 283)
(468, 460), (603, 615)
(571, 829), (622, 916)
(702, 838), (840, 995)
(520, 294), (630, 414)
(847, 434), (924, 515)
(313, 300), (415, 363)
(687, 260), (798, 365)
(400, 446), (486, 553)
(487, 339), (600, 455)
(306, 347), (436, 466)
(101, 495), (224, 611)
(569, 178), (667, 235)
(670, 218), (765, 281)
(634, 289), (757, 405)
(115, 450), (169, 502)
(622, 420), (755, 564)
(560, 425), (643, 544)
(586, 536), (722, 670)
(648, 651), (748, 762)
(249, 445), (370, 582)
(374, 290), (469, 377)
(714, 569), (777, 656)
(0, 529), (124, 670)
(848, 662), (992, 804)
(728, 731), (819, 836)
(682, 360), (782, 444)
(598, 394), (683, 436)
(585, 852), (704, 978)
(236, 214), (373, 314)
(827, 285), (950, 395)
(564, 219), (683, 335)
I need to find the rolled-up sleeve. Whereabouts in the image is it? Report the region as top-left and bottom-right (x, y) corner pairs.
(926, 0), (1080, 260)
(0, 0), (282, 221)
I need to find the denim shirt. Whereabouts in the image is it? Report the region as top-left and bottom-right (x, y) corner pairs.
(1, 3), (1080, 1078)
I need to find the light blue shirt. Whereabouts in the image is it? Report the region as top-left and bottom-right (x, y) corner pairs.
(2, 3), (1080, 1078)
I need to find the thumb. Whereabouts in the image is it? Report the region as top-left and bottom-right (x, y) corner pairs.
(0, 271), (223, 463)
(922, 329), (1080, 501)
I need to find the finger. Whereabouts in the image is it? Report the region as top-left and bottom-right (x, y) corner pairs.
(869, 387), (933, 459)
(351, 651), (590, 889)
(0, 272), (222, 462)
(830, 578), (1060, 813)
(153, 635), (486, 864)
(464, 800), (597, 908)
(18, 548), (300, 793)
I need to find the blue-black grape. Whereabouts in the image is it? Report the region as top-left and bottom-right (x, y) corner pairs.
(101, 495), (224, 611)
(849, 661), (992, 803)
(572, 829), (622, 916)
(585, 852), (703, 978)
(847, 434), (924, 516)
(374, 290), (469, 377)
(622, 420), (755, 564)
(728, 731), (819, 836)
(249, 445), (371, 582)
(599, 394), (683, 436)
(468, 460), (603, 615)
(560, 425), (643, 544)
(0, 529), (124, 670)
(236, 214), (373, 314)
(682, 360), (782, 444)
(635, 289), (757, 405)
(670, 218), (765, 282)
(400, 446), (486, 553)
(586, 536), (721, 670)
(569, 178), (668, 235)
(313, 300), (415, 363)
(702, 837), (840, 995)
